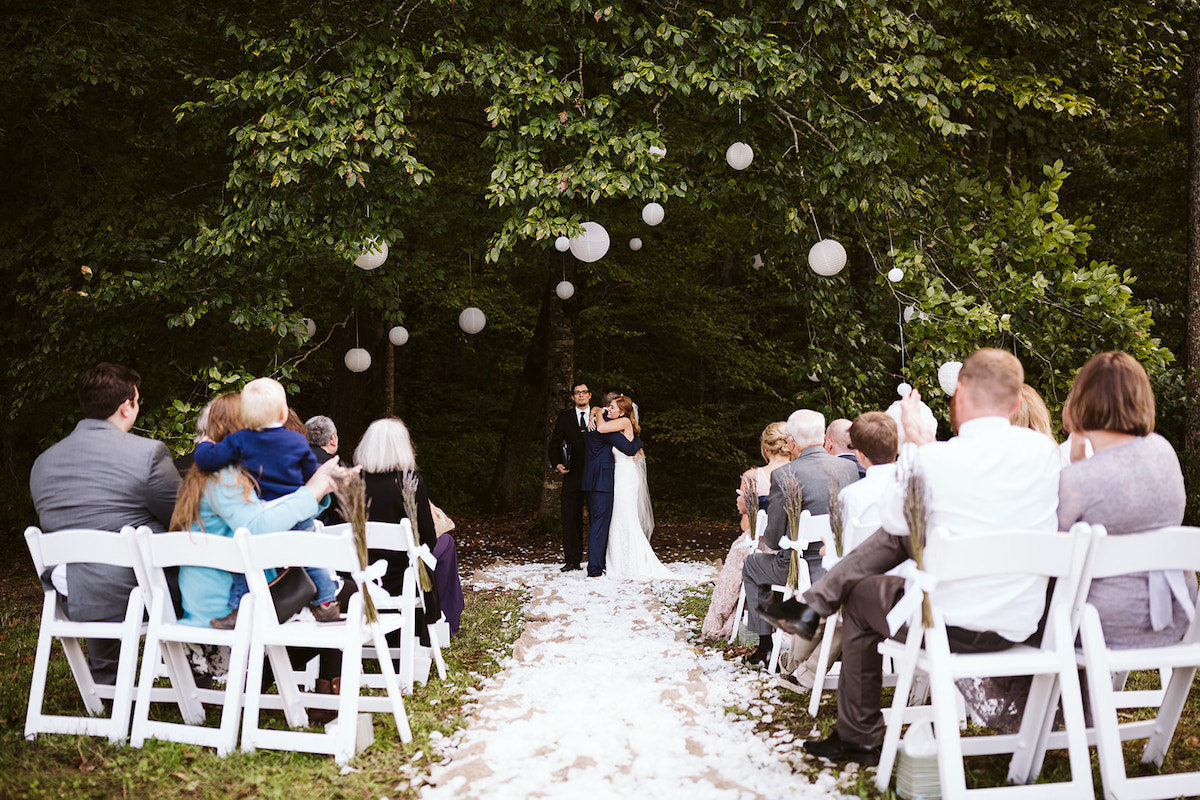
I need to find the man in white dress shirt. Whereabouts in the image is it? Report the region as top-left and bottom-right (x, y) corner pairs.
(758, 349), (1061, 763)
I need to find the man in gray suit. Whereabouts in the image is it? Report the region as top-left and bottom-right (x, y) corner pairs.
(30, 363), (180, 684)
(741, 408), (860, 667)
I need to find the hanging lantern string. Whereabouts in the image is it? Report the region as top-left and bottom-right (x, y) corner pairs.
(898, 308), (907, 371)
(737, 62), (743, 126)
(809, 209), (823, 241)
(354, 308), (360, 349)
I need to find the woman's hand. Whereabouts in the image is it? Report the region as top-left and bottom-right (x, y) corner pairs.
(305, 458), (360, 500)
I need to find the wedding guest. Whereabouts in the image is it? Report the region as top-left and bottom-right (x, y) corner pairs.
(193, 378), (339, 626)
(1011, 383), (1054, 439)
(30, 362), (181, 684)
(1058, 351), (1192, 647)
(700, 421), (791, 641)
(305, 414), (340, 464)
(353, 417), (465, 637)
(171, 393), (348, 703)
(779, 411), (899, 693)
(758, 349), (1060, 764)
(740, 409), (860, 667)
(825, 417), (865, 477)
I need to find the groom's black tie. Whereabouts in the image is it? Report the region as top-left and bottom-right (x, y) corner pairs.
(578, 411), (586, 432)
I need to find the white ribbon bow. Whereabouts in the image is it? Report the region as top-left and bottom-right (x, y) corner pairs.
(410, 543), (438, 571)
(1149, 569), (1196, 631)
(778, 536), (804, 552)
(885, 560), (939, 636)
(352, 558), (390, 604)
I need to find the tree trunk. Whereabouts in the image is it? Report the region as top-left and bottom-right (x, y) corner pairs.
(487, 275), (554, 510)
(1187, 53), (1200, 469)
(538, 266), (577, 519)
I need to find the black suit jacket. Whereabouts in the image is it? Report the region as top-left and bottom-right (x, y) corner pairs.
(548, 407), (588, 486)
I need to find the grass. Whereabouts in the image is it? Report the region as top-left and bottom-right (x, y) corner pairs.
(0, 585), (528, 800)
(660, 584), (1200, 800)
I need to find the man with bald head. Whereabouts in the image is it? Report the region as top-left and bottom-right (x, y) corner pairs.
(824, 417), (865, 477)
(740, 408), (860, 667)
(758, 348), (1061, 764)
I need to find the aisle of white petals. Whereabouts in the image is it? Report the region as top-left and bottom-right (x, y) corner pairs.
(418, 562), (852, 800)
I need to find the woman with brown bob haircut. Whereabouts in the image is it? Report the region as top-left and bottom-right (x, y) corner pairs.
(1058, 351), (1193, 648)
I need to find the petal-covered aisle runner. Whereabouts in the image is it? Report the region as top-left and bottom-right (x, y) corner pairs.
(421, 562), (849, 800)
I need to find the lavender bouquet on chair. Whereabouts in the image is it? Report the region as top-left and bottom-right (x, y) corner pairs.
(331, 470), (379, 623)
(778, 470), (805, 594)
(400, 472), (434, 594)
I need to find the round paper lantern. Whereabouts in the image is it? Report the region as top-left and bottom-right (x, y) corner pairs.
(751, 254), (764, 270)
(648, 145), (667, 157)
(897, 382), (913, 397)
(938, 361), (963, 396)
(388, 326), (409, 346)
(554, 236), (570, 252)
(555, 280), (575, 300)
(568, 221), (610, 263)
(629, 238), (642, 251)
(726, 141), (754, 170)
(344, 347), (371, 372)
(808, 239), (847, 276)
(903, 305), (916, 323)
(354, 239), (388, 270)
(295, 317), (316, 337)
(887, 267), (904, 283)
(641, 202), (664, 227)
(459, 306), (486, 334)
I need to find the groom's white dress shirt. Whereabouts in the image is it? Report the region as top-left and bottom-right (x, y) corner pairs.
(878, 416), (1061, 642)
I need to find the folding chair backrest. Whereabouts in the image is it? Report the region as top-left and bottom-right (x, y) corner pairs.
(1086, 525), (1200, 578)
(26, 525), (143, 575)
(842, 516), (880, 555)
(241, 527), (362, 578)
(138, 530), (248, 610)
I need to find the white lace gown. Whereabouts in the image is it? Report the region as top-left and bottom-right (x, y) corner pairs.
(605, 448), (676, 580)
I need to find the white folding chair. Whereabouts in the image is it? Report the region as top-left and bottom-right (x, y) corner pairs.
(317, 519), (446, 691)
(874, 523), (1098, 800)
(23, 525), (150, 744)
(1074, 526), (1200, 800)
(238, 528), (412, 765)
(728, 508), (768, 645)
(767, 511), (828, 673)
(130, 529), (256, 756)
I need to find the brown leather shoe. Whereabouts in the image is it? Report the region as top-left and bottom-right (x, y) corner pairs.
(309, 676), (341, 726)
(210, 610), (237, 630)
(311, 601), (341, 623)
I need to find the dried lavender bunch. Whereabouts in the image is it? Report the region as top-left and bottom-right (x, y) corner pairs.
(827, 473), (845, 558)
(778, 470), (805, 590)
(400, 472), (434, 593)
(741, 473), (759, 534)
(902, 466), (933, 627)
(331, 470), (378, 623)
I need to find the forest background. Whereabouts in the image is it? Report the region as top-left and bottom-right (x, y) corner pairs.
(1, 0), (1197, 545)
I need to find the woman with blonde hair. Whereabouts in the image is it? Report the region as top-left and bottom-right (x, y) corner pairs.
(701, 421), (793, 640)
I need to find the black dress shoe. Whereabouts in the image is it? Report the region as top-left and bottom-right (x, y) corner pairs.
(756, 598), (821, 640)
(560, 563), (582, 572)
(803, 730), (881, 766)
(744, 644), (772, 668)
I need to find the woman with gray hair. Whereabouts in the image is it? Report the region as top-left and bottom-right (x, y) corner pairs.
(352, 417), (465, 637)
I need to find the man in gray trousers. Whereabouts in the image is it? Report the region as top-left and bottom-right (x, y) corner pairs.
(30, 362), (180, 684)
(741, 408), (860, 667)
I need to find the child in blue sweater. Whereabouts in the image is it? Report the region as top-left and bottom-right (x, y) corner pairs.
(194, 377), (340, 625)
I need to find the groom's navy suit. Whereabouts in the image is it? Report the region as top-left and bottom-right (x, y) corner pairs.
(581, 419), (643, 577)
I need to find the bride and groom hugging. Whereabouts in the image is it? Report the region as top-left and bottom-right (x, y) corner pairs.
(548, 384), (672, 580)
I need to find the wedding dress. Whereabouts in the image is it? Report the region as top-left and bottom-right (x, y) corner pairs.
(605, 447), (675, 580)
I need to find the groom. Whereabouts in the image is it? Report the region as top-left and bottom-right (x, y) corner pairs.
(581, 391), (643, 577)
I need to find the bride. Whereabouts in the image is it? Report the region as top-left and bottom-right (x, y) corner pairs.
(592, 396), (675, 580)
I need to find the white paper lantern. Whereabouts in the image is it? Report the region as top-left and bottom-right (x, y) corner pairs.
(344, 347), (371, 372)
(554, 236), (570, 252)
(808, 239), (847, 276)
(887, 267), (904, 283)
(388, 326), (409, 346)
(648, 145), (667, 157)
(903, 305), (916, 323)
(726, 141), (754, 170)
(897, 382), (912, 397)
(568, 221), (610, 263)
(629, 238), (642, 251)
(295, 317), (317, 337)
(459, 306), (486, 334)
(555, 280), (575, 300)
(641, 202), (664, 227)
(751, 254), (764, 270)
(938, 361), (963, 396)
(354, 239), (388, 270)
